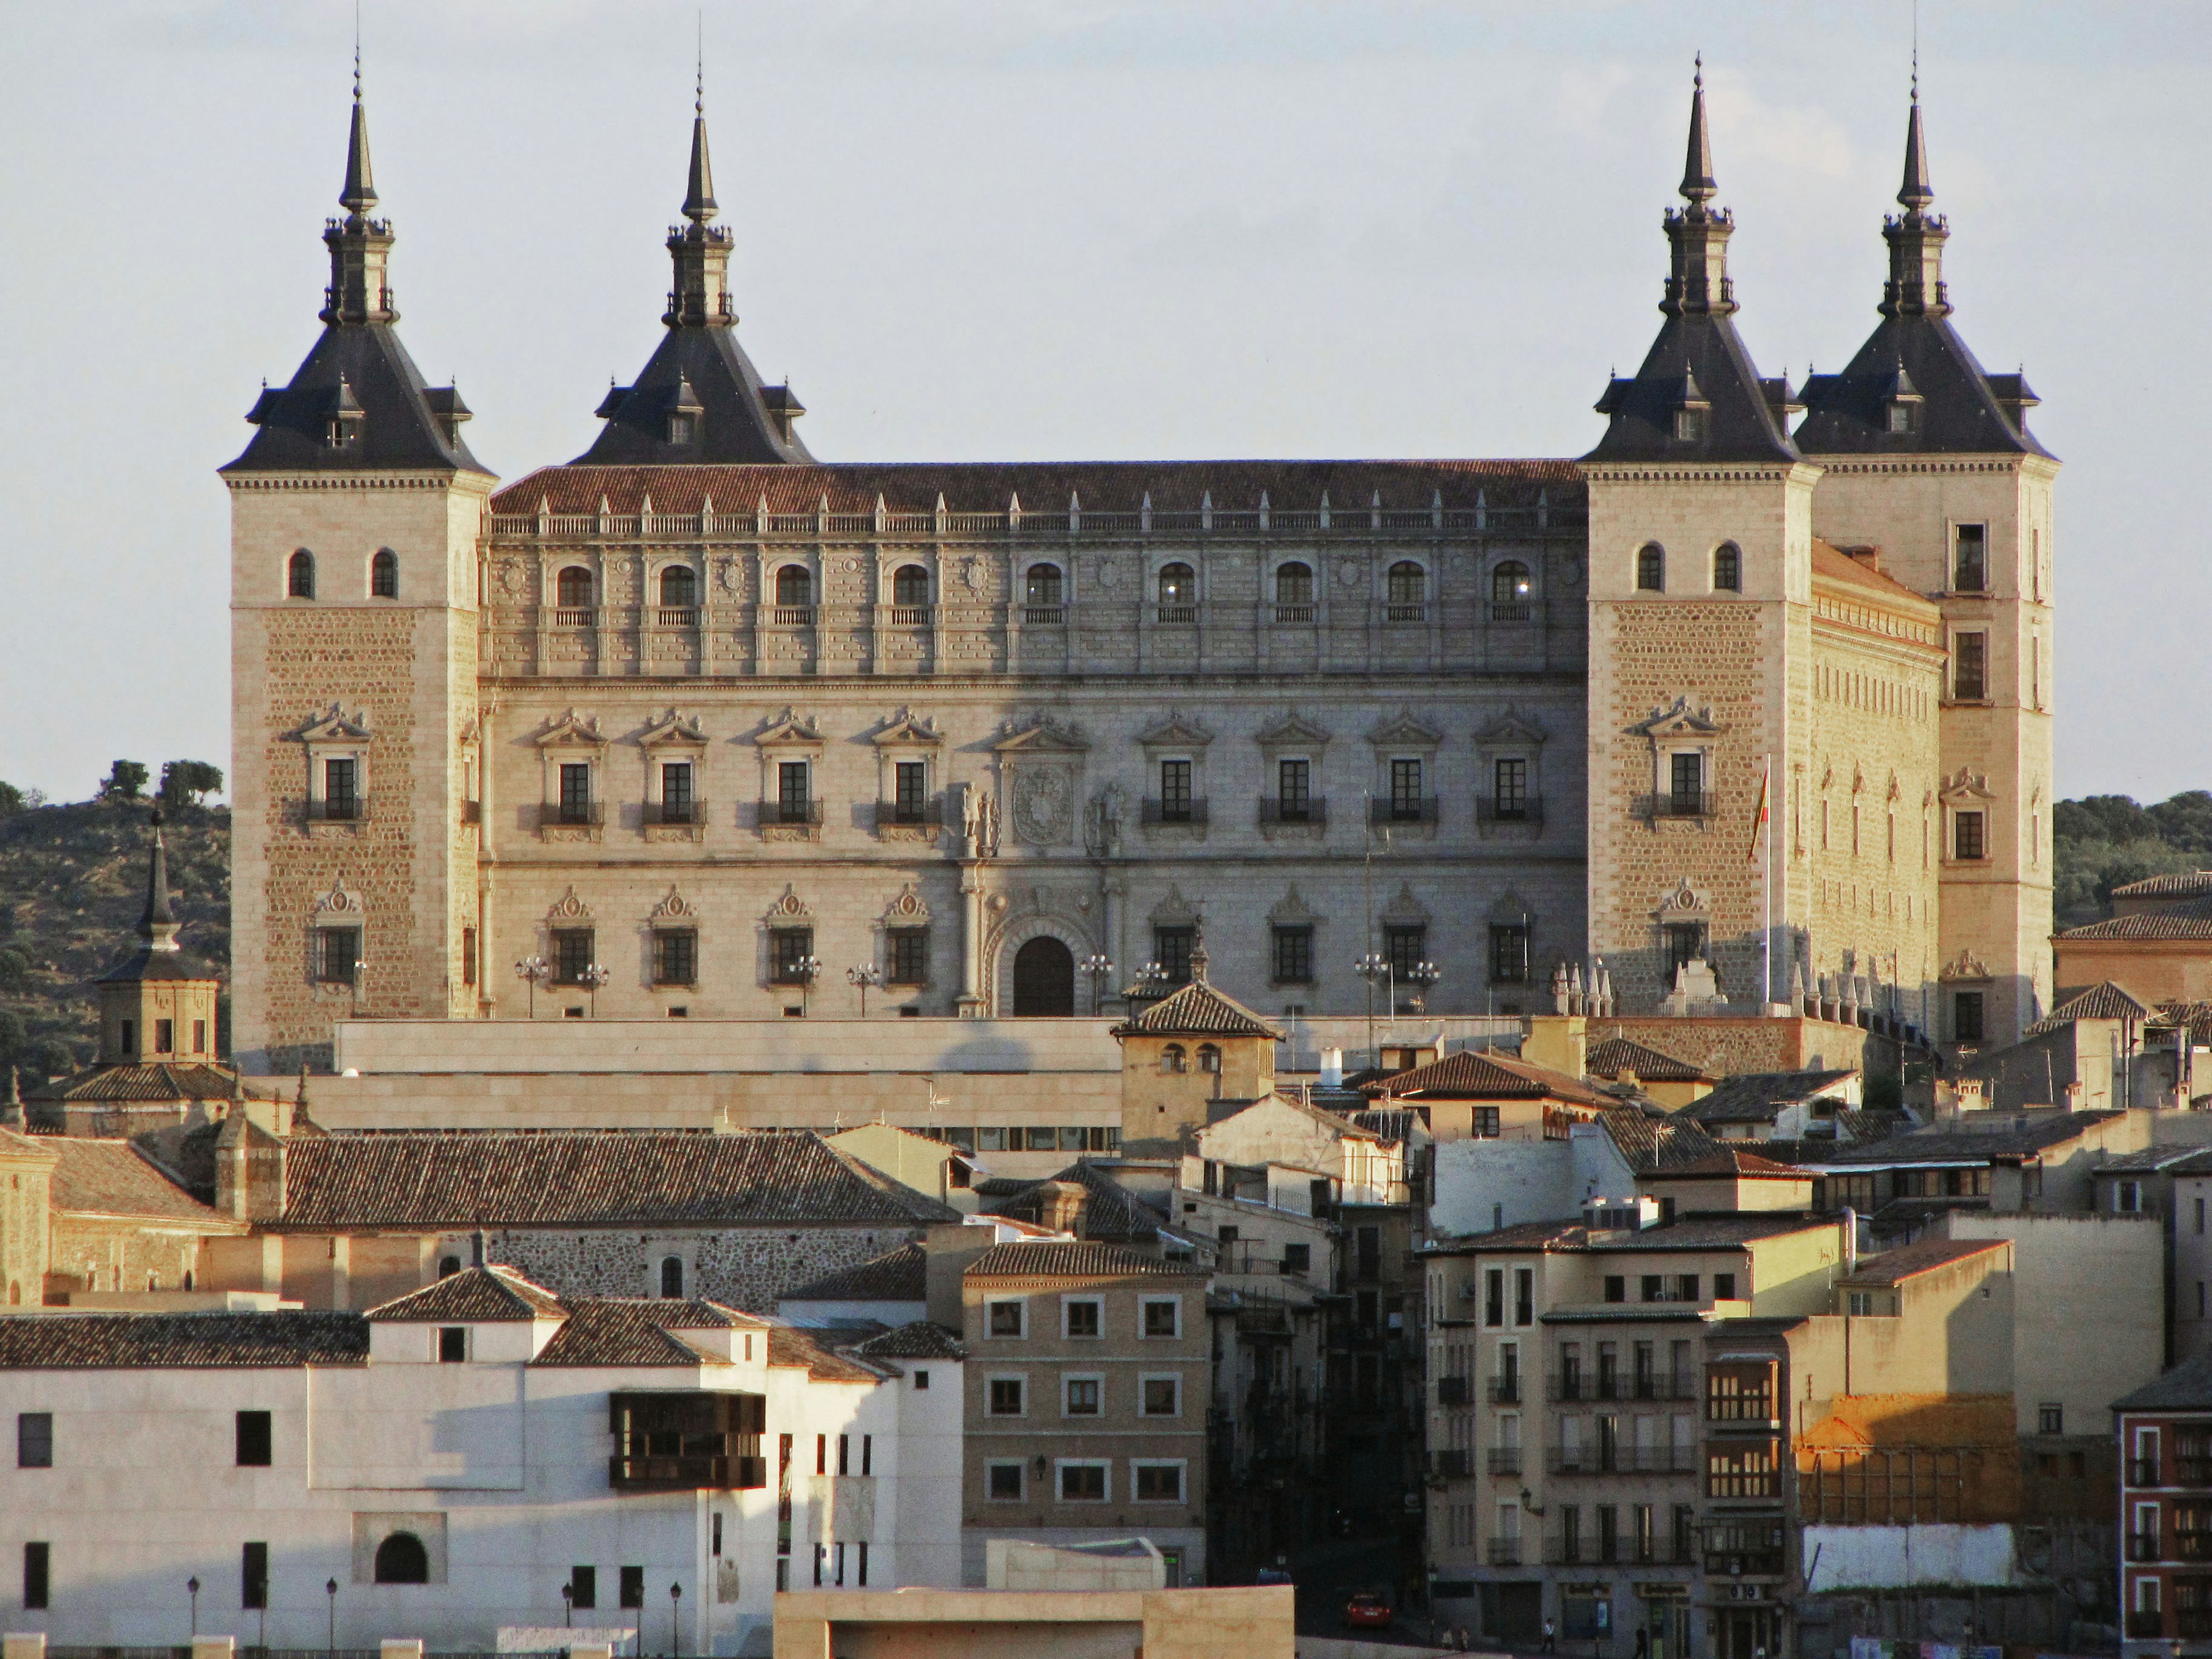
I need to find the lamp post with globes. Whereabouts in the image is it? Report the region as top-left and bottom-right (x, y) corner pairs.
(1353, 952), (1389, 1069)
(1079, 953), (1113, 1016)
(846, 963), (885, 1017)
(514, 955), (551, 1019)
(1405, 959), (1441, 1016)
(582, 962), (612, 1018)
(794, 955), (822, 1018)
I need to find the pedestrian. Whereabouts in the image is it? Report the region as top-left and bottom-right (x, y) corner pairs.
(1459, 1624), (1472, 1650)
(1543, 1615), (1558, 1654)
(1636, 1628), (1650, 1659)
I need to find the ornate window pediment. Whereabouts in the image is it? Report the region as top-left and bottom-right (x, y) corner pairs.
(993, 715), (1089, 755)
(638, 710), (707, 750)
(534, 710), (605, 750)
(1137, 712), (1214, 751)
(1473, 709), (1548, 749)
(1255, 713), (1332, 751)
(1487, 887), (1537, 925)
(649, 885), (698, 923)
(872, 708), (943, 748)
(755, 707), (823, 749)
(313, 879), (366, 916)
(1367, 709), (1443, 750)
(1940, 949), (1992, 983)
(547, 886), (593, 922)
(881, 883), (932, 927)
(1268, 885), (1318, 926)
(1941, 768), (1994, 805)
(1632, 696), (1722, 741)
(765, 885), (812, 925)
(1654, 877), (1711, 921)
(1381, 882), (1430, 926)
(295, 705), (372, 745)
(1150, 884), (1201, 928)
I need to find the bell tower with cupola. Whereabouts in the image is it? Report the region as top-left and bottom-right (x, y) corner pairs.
(220, 63), (496, 1072)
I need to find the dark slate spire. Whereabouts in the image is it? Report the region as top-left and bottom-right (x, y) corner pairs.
(139, 809), (180, 952)
(1793, 76), (2051, 459)
(1584, 63), (1799, 465)
(575, 74), (813, 465)
(221, 63), (488, 477)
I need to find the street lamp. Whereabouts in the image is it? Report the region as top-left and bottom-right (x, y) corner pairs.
(793, 955), (822, 1017)
(670, 1580), (684, 1658)
(562, 1582), (574, 1628)
(1353, 952), (1390, 1067)
(1127, 960), (1166, 1007)
(846, 963), (885, 1016)
(1405, 959), (1441, 1015)
(326, 1577), (338, 1658)
(188, 1575), (200, 1638)
(581, 961), (612, 1018)
(514, 955), (551, 1018)
(1079, 953), (1113, 1016)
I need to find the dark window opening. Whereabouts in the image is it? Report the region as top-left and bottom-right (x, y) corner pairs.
(373, 1532), (430, 1585)
(659, 565), (698, 608)
(1637, 544), (1665, 592)
(1385, 924), (1426, 983)
(1277, 757), (1312, 820)
(1954, 810), (1986, 861)
(1669, 751), (1705, 815)
(1490, 924), (1531, 984)
(556, 566), (594, 609)
(1954, 524), (1987, 592)
(887, 928), (929, 986)
(660, 1257), (685, 1298)
(552, 927), (595, 986)
(315, 926), (360, 986)
(892, 565), (930, 607)
(775, 565), (813, 608)
(1154, 926), (1195, 986)
(620, 1565), (645, 1609)
(557, 761), (594, 824)
(323, 757), (358, 820)
(1157, 563), (1195, 605)
(1158, 759), (1195, 822)
(1713, 543), (1740, 592)
(242, 1541), (269, 1611)
(438, 1327), (467, 1363)
(771, 928), (816, 986)
(1953, 631), (1988, 701)
(1025, 563), (1063, 607)
(17, 1412), (52, 1469)
(1276, 562), (1313, 605)
(1272, 925), (1314, 984)
(24, 1542), (49, 1610)
(777, 760), (812, 823)
(287, 550), (316, 599)
(654, 927), (698, 988)
(1663, 923), (1706, 978)
(236, 1410), (272, 1467)
(370, 549), (399, 600)
(569, 1566), (596, 1609)
(1955, 991), (1986, 1045)
(892, 760), (929, 823)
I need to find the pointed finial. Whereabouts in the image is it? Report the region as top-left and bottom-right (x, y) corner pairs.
(1897, 63), (1934, 211)
(1680, 55), (1718, 204)
(339, 28), (378, 218)
(139, 808), (180, 950)
(682, 46), (718, 225)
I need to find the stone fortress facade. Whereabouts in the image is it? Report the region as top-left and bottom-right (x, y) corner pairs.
(222, 66), (2053, 1075)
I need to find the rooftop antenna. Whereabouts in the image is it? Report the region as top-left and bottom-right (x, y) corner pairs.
(354, 0), (362, 102)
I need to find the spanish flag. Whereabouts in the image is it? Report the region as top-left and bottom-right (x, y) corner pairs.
(1746, 758), (1771, 864)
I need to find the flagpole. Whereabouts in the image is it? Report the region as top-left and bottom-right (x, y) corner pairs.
(1762, 756), (1774, 1009)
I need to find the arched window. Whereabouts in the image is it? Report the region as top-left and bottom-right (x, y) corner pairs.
(1491, 561), (1531, 605)
(659, 565), (698, 608)
(556, 566), (594, 608)
(1713, 543), (1741, 592)
(775, 565), (813, 607)
(1636, 544), (1665, 593)
(892, 565), (931, 607)
(437, 1256), (461, 1279)
(370, 549), (399, 600)
(1275, 562), (1313, 605)
(1161, 1044), (1188, 1074)
(660, 1256), (685, 1298)
(1158, 563), (1195, 604)
(1387, 561), (1426, 604)
(1025, 564), (1063, 606)
(287, 550), (316, 600)
(1197, 1043), (1222, 1074)
(374, 1532), (431, 1585)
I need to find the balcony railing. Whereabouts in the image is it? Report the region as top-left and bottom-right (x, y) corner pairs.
(1437, 1376), (1471, 1407)
(2131, 1457), (2162, 1486)
(1156, 604), (1198, 626)
(552, 607), (597, 627)
(2180, 1533), (2212, 1562)
(1705, 1552), (1787, 1578)
(653, 607), (698, 627)
(546, 801), (604, 827)
(305, 798), (368, 823)
(1487, 1374), (1522, 1405)
(2127, 1533), (2162, 1562)
(1706, 1395), (1779, 1424)
(2178, 1456), (2212, 1487)
(1639, 791), (1719, 820)
(1274, 604), (1316, 625)
(1486, 1539), (1522, 1567)
(1476, 794), (1545, 826)
(770, 606), (816, 626)
(608, 1452), (767, 1491)
(1488, 601), (1533, 623)
(2181, 1611), (2212, 1642)
(652, 799), (705, 825)
(1431, 1449), (1474, 1479)
(1142, 799), (1209, 827)
(1023, 605), (1066, 626)
(1259, 798), (1327, 828)
(880, 801), (944, 830)
(2127, 1611), (2166, 1641)
(1548, 1445), (1698, 1476)
(1551, 1372), (1697, 1403)
(1487, 1446), (1524, 1476)
(1385, 603), (1427, 624)
(1370, 797), (1439, 827)
(887, 605), (932, 626)
(767, 800), (824, 827)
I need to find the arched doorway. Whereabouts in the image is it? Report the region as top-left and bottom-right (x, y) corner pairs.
(1012, 936), (1076, 1016)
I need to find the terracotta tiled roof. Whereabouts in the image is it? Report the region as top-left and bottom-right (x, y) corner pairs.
(1585, 1037), (1713, 1085)
(978, 1163), (1169, 1243)
(2025, 980), (2153, 1035)
(1688, 1070), (1858, 1124)
(2058, 900), (2212, 941)
(531, 1301), (708, 1368)
(1808, 1113), (2122, 1168)
(270, 1129), (959, 1230)
(491, 460), (1585, 519)
(1111, 979), (1282, 1040)
(1840, 1236), (2008, 1286)
(1809, 540), (1944, 613)
(1595, 1109), (1728, 1172)
(365, 1266), (569, 1323)
(1637, 1149), (1808, 1181)
(769, 1324), (887, 1383)
(781, 1243), (926, 1304)
(0, 1312), (368, 1369)
(1366, 1047), (1612, 1108)
(2112, 873), (2212, 900)
(965, 1241), (1194, 1279)
(32, 1062), (260, 1104)
(852, 1321), (966, 1362)
(47, 1139), (239, 1228)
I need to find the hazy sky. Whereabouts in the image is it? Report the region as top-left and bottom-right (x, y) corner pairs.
(2, 1), (2206, 805)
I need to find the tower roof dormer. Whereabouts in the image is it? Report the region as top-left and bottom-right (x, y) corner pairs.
(221, 62), (487, 478)
(1585, 61), (1801, 467)
(1795, 77), (2053, 459)
(577, 70), (813, 467)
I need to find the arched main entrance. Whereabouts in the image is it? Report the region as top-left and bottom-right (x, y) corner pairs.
(1012, 936), (1076, 1016)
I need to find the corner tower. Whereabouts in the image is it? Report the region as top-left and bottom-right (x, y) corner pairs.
(1581, 66), (1827, 1012)
(1796, 81), (2058, 1051)
(575, 78), (812, 464)
(220, 67), (495, 1072)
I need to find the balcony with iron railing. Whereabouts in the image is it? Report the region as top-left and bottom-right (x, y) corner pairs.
(652, 798), (706, 825)
(766, 800), (824, 828)
(1704, 1550), (1788, 1578)
(1156, 604), (1198, 626)
(1370, 797), (1439, 827)
(2127, 1611), (2167, 1641)
(2180, 1532), (2212, 1562)
(544, 800), (604, 828)
(1547, 1444), (1699, 1477)
(1550, 1372), (1698, 1403)
(1142, 798), (1210, 827)
(1638, 791), (1719, 821)
(1385, 603), (1427, 624)
(2130, 1457), (2163, 1486)
(1476, 794), (1544, 827)
(1487, 1446), (1524, 1477)
(879, 800), (944, 831)
(1486, 1539), (1523, 1567)
(1023, 605), (1066, 626)
(1548, 1538), (1691, 1567)
(887, 605), (932, 626)
(1431, 1449), (1474, 1480)
(1488, 600), (1533, 623)
(1437, 1376), (1471, 1407)
(1259, 797), (1328, 828)
(2127, 1533), (2162, 1562)
(608, 1451), (766, 1491)
(1274, 603), (1316, 625)
(305, 797), (369, 823)
(2181, 1611), (2212, 1642)
(2179, 1456), (2212, 1487)
(1487, 1374), (1522, 1405)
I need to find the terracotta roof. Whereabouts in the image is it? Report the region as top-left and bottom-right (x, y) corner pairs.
(2113, 873), (2212, 900)
(852, 1321), (966, 1362)
(769, 1324), (887, 1383)
(1111, 979), (1282, 1040)
(1594, 1109), (1728, 1173)
(0, 1312), (368, 1369)
(781, 1243), (926, 1304)
(1367, 1047), (1612, 1108)
(1807, 1113), (2122, 1168)
(47, 1139), (239, 1228)
(0, 1128), (58, 1164)
(530, 1301), (710, 1368)
(2093, 1147), (2212, 1175)
(365, 1266), (569, 1323)
(1585, 1036), (1713, 1085)
(979, 1163), (1169, 1242)
(32, 1062), (259, 1104)
(270, 1129), (960, 1230)
(1809, 540), (1944, 613)
(1841, 1236), (2008, 1287)
(2057, 900), (2212, 941)
(1637, 1149), (1808, 1181)
(2026, 980), (2153, 1035)
(1688, 1070), (1858, 1124)
(491, 460), (1585, 519)
(965, 1241), (1194, 1279)
(1830, 1109), (1910, 1146)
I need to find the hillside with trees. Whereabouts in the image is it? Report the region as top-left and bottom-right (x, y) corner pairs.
(2054, 791), (2212, 931)
(0, 762), (228, 1091)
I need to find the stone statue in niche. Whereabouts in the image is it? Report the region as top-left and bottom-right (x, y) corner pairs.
(1086, 781), (1126, 855)
(1012, 766), (1074, 846)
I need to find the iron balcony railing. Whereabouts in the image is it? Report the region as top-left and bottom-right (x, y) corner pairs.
(767, 800), (824, 827)
(305, 797), (368, 823)
(653, 799), (706, 825)
(1370, 797), (1439, 826)
(1142, 798), (1209, 826)
(1486, 1539), (1522, 1567)
(1488, 600), (1533, 622)
(1487, 1446), (1524, 1476)
(1476, 794), (1544, 825)
(881, 801), (944, 829)
(1487, 1374), (1522, 1405)
(1259, 797), (1327, 828)
(1550, 1372), (1698, 1403)
(1639, 791), (1719, 820)
(546, 800), (604, 827)
(1022, 605), (1066, 625)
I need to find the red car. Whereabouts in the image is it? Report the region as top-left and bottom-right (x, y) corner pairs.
(1343, 1592), (1395, 1631)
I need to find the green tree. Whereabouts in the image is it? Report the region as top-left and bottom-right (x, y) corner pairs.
(0, 781), (21, 817)
(98, 760), (149, 801)
(158, 760), (225, 809)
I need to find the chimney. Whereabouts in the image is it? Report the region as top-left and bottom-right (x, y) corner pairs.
(1320, 1047), (1344, 1088)
(1037, 1180), (1085, 1236)
(1841, 1207), (1858, 1276)
(1842, 544), (1883, 573)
